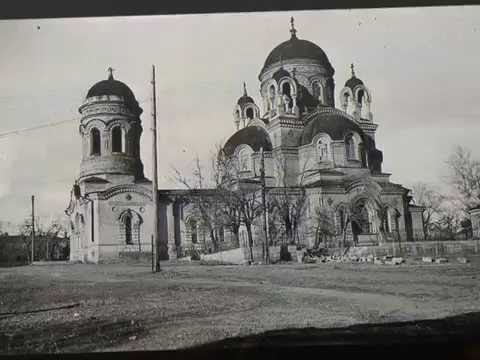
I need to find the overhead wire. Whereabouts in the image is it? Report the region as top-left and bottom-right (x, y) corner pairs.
(0, 97), (151, 140)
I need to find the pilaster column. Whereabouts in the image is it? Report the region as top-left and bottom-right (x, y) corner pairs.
(167, 202), (177, 260)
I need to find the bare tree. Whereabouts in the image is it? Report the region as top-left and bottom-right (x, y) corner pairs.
(174, 148), (264, 260)
(446, 146), (480, 209)
(312, 202), (336, 248)
(173, 156), (223, 252)
(411, 182), (444, 240)
(269, 156), (310, 246)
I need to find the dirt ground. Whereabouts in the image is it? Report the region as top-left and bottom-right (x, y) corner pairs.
(1, 255), (480, 354)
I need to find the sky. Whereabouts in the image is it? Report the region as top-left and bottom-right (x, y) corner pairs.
(0, 6), (480, 230)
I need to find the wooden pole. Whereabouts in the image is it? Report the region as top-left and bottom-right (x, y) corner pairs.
(260, 147), (270, 264)
(151, 65), (160, 272)
(31, 195), (35, 264)
(151, 235), (154, 273)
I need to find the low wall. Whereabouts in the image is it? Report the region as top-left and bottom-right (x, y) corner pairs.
(343, 239), (480, 258)
(201, 248), (246, 264)
(201, 245), (301, 264)
(243, 245), (300, 263)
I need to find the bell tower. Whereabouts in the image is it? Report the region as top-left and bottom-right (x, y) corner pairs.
(78, 68), (145, 183)
(339, 64), (377, 140)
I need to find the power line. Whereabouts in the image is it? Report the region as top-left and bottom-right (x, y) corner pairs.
(0, 98), (151, 140)
(0, 118), (76, 139)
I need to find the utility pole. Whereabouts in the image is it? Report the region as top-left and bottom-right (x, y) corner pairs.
(31, 195), (35, 264)
(151, 65), (161, 272)
(260, 147), (270, 264)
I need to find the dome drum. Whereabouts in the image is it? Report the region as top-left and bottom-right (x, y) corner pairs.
(78, 71), (145, 181)
(79, 155), (144, 180)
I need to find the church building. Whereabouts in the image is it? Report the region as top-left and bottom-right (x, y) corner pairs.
(66, 19), (425, 263)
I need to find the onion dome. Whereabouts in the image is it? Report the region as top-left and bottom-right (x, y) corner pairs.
(344, 63), (364, 91)
(260, 17), (334, 77)
(299, 108), (365, 145)
(224, 126), (272, 156)
(86, 68), (142, 114)
(237, 82), (254, 106)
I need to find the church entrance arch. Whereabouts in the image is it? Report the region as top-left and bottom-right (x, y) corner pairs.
(351, 198), (374, 244)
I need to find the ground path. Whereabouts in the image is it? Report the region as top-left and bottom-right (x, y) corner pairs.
(1, 257), (479, 354)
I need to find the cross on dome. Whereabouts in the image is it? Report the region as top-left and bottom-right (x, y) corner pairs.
(290, 16), (297, 38)
(107, 67), (115, 80)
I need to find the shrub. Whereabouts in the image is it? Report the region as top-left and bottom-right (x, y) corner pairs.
(280, 244), (292, 261)
(190, 249), (201, 261)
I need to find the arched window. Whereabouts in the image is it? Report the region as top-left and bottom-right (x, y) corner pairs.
(316, 135), (331, 161)
(239, 148), (252, 171)
(312, 82), (322, 103)
(269, 85), (276, 110)
(190, 220), (198, 244)
(90, 128), (101, 156)
(345, 134), (356, 160)
(246, 107), (254, 120)
(111, 126), (123, 153)
(129, 129), (137, 157)
(282, 82), (293, 108)
(358, 89), (365, 104)
(119, 209), (142, 246)
(125, 215), (132, 244)
(359, 142), (367, 167)
(337, 207), (346, 233)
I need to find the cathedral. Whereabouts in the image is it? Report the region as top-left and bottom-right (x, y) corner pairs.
(66, 18), (425, 263)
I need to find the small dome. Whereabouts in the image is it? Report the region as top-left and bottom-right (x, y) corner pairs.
(299, 108), (365, 145)
(237, 95), (254, 106)
(344, 64), (364, 91)
(224, 126), (272, 156)
(86, 70), (141, 113)
(345, 76), (364, 91)
(237, 82), (255, 106)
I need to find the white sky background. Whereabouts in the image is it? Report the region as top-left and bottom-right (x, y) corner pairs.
(0, 6), (480, 228)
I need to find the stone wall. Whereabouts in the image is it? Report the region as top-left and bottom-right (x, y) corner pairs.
(243, 244), (300, 263)
(343, 239), (480, 258)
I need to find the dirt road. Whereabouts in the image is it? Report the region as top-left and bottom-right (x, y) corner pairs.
(1, 256), (479, 354)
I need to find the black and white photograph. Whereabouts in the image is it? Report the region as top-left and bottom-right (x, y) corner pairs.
(1, 4), (480, 357)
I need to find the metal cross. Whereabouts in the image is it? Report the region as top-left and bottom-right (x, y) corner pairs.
(290, 16), (297, 37)
(107, 67), (115, 79)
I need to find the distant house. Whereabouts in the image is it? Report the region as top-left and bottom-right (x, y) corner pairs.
(0, 234), (69, 266)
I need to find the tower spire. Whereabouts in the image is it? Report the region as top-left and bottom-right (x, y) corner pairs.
(107, 66), (115, 80)
(290, 16), (297, 38)
(350, 63), (355, 78)
(243, 82), (248, 96)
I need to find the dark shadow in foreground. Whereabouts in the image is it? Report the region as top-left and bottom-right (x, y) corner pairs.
(6, 311), (480, 360)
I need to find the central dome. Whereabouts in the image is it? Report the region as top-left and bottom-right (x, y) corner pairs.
(86, 70), (142, 114)
(259, 19), (334, 78)
(261, 37), (333, 75)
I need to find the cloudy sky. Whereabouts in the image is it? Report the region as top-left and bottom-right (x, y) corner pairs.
(0, 6), (479, 228)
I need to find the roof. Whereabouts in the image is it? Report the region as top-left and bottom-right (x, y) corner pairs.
(86, 74), (141, 113)
(223, 126), (273, 156)
(237, 95), (254, 106)
(345, 76), (364, 91)
(299, 108), (365, 145)
(259, 35), (334, 78)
